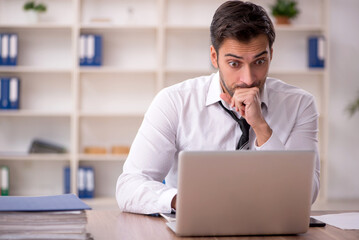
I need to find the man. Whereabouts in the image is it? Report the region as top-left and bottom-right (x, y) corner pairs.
(116, 0), (320, 214)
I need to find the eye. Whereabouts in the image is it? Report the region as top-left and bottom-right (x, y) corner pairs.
(228, 61), (239, 68)
(255, 59), (266, 65)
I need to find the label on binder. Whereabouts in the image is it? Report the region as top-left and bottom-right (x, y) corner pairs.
(1, 166), (9, 196)
(79, 35), (86, 66)
(78, 168), (85, 198)
(1, 34), (9, 64)
(87, 35), (95, 64)
(9, 34), (18, 65)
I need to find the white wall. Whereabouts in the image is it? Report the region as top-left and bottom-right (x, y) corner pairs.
(327, 0), (359, 199)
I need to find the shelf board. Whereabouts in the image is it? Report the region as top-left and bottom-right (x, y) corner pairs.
(165, 68), (215, 75)
(0, 110), (72, 117)
(79, 112), (144, 118)
(275, 25), (324, 32)
(0, 153), (70, 161)
(269, 69), (326, 76)
(165, 24), (324, 32)
(79, 67), (156, 74)
(0, 66), (72, 74)
(78, 154), (127, 162)
(80, 23), (156, 31)
(0, 23), (72, 30)
(165, 25), (209, 31)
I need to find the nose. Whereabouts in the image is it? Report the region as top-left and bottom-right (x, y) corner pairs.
(239, 65), (255, 87)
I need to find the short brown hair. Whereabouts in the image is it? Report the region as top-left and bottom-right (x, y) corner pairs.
(210, 0), (275, 52)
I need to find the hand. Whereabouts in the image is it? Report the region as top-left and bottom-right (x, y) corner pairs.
(171, 195), (177, 210)
(220, 87), (272, 146)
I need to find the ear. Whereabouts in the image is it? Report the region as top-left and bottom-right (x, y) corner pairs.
(210, 45), (218, 69)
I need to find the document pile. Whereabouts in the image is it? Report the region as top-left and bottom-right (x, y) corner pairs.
(0, 194), (92, 240)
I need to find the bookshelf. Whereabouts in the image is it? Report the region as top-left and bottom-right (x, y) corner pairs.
(0, 0), (329, 208)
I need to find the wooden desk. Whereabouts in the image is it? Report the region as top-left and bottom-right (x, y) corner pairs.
(86, 210), (359, 240)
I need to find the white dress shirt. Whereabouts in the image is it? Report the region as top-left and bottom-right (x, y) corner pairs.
(116, 72), (320, 214)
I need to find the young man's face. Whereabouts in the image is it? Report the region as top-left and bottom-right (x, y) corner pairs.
(210, 34), (272, 97)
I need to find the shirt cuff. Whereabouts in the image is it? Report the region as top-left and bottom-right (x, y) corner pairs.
(158, 188), (178, 213)
(255, 131), (285, 151)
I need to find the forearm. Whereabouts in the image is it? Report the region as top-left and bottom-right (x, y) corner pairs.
(116, 172), (177, 214)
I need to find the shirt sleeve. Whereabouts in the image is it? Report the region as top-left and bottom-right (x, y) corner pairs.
(255, 95), (320, 204)
(116, 89), (178, 214)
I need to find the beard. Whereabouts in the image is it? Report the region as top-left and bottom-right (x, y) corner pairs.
(218, 69), (265, 97)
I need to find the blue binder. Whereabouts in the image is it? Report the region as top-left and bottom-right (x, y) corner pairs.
(0, 34), (2, 65)
(84, 167), (94, 198)
(80, 34), (102, 66)
(77, 167), (86, 198)
(64, 166), (71, 194)
(8, 77), (20, 109)
(8, 34), (18, 66)
(79, 34), (87, 66)
(1, 34), (9, 65)
(308, 36), (325, 68)
(0, 78), (9, 109)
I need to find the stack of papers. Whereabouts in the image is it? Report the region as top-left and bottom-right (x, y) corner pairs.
(0, 194), (92, 240)
(312, 212), (359, 230)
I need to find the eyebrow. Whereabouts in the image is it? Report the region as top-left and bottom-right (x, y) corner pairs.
(224, 50), (268, 59)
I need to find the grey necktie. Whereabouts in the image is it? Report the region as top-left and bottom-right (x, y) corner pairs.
(219, 101), (250, 150)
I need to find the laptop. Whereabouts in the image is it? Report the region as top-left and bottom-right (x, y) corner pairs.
(166, 150), (315, 236)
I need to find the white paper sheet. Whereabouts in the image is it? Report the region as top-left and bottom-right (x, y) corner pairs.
(311, 212), (359, 230)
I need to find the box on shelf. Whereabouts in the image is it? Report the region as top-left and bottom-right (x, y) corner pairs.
(29, 139), (67, 154)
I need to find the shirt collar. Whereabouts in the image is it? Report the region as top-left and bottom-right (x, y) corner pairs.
(206, 71), (223, 107)
(205, 71), (269, 109)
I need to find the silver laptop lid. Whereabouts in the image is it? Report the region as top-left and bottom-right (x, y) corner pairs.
(175, 150), (315, 236)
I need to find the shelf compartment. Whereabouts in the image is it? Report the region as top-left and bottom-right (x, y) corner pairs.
(165, 29), (212, 70)
(79, 29), (157, 69)
(0, 159), (69, 196)
(0, 117), (71, 153)
(271, 31), (327, 72)
(0, 0), (74, 26)
(80, 72), (156, 114)
(80, 0), (158, 27)
(165, 0), (221, 27)
(0, 72), (73, 112)
(3, 29), (73, 68)
(78, 160), (125, 198)
(79, 117), (142, 155)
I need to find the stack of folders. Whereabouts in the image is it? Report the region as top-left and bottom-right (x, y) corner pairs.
(0, 33), (18, 66)
(79, 34), (102, 66)
(0, 77), (20, 110)
(0, 194), (93, 240)
(0, 166), (9, 196)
